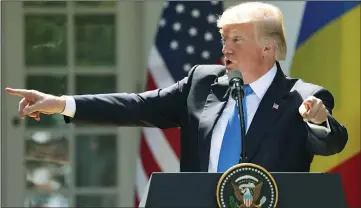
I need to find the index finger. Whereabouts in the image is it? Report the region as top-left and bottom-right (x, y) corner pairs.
(5, 88), (33, 97)
(303, 96), (314, 105)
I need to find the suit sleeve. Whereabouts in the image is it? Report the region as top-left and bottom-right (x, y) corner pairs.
(306, 88), (348, 156)
(63, 66), (197, 128)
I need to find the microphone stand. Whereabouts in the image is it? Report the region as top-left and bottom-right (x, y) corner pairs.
(233, 82), (247, 164)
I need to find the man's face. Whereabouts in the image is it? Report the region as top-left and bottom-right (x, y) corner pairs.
(221, 23), (264, 72)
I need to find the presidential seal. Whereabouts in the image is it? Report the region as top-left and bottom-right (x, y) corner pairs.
(216, 163), (278, 208)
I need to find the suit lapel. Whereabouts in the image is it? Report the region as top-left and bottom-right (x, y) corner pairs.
(198, 74), (229, 171)
(245, 63), (290, 161)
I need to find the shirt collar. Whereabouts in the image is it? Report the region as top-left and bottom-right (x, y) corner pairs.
(249, 63), (277, 100)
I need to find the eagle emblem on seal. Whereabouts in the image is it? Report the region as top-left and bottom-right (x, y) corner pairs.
(231, 175), (267, 208)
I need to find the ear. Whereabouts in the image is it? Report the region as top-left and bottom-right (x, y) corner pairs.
(263, 45), (271, 52)
(262, 40), (275, 57)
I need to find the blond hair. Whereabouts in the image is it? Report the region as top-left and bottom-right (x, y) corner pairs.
(217, 2), (287, 60)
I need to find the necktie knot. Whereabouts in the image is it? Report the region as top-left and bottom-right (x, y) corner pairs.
(244, 85), (253, 97)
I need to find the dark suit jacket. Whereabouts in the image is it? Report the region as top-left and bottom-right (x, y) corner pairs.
(65, 62), (348, 172)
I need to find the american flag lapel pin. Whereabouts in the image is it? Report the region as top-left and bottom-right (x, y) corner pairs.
(272, 103), (279, 110)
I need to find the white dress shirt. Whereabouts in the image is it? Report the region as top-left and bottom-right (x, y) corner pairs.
(60, 64), (331, 173)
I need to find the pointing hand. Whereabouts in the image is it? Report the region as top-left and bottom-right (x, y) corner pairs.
(5, 88), (66, 121)
(299, 96), (329, 124)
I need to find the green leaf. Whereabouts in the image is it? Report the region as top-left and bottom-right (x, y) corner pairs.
(229, 196), (238, 208)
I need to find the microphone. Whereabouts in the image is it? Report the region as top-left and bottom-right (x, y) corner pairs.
(228, 70), (244, 99)
(227, 70), (247, 164)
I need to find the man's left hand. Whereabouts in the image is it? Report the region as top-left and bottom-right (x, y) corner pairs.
(299, 96), (329, 124)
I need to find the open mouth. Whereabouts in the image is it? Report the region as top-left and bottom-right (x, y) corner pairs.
(224, 58), (234, 67)
(226, 59), (232, 65)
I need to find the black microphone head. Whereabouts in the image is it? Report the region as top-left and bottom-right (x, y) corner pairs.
(228, 70), (244, 100)
(227, 70), (243, 86)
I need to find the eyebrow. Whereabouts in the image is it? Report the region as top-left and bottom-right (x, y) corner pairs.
(229, 29), (245, 36)
(221, 30), (245, 40)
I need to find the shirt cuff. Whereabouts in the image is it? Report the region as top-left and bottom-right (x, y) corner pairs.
(61, 96), (76, 118)
(307, 118), (331, 137)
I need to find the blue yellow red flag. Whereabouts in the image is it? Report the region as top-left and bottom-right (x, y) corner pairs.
(291, 2), (360, 207)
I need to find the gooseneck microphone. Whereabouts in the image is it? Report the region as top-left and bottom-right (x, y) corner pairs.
(228, 70), (247, 163)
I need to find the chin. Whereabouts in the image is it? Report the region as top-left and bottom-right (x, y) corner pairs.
(225, 64), (239, 70)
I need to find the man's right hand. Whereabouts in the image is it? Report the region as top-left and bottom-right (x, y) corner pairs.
(5, 88), (66, 121)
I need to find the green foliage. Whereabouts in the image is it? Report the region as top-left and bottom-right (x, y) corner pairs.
(24, 13), (115, 67)
(25, 15), (67, 66)
(229, 196), (238, 208)
(75, 15), (115, 66)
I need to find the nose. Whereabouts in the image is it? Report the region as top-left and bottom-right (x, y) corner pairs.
(222, 43), (232, 55)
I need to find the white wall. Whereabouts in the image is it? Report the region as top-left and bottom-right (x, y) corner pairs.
(142, 1), (164, 72)
(0, 2), (2, 206)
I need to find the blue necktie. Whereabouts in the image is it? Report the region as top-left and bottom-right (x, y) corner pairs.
(217, 85), (253, 172)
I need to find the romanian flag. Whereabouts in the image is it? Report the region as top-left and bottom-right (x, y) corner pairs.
(291, 2), (360, 207)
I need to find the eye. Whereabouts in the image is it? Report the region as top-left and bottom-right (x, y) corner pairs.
(232, 37), (242, 43)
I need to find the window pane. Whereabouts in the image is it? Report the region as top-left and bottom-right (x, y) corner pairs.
(25, 193), (70, 207)
(26, 75), (68, 127)
(24, 1), (66, 7)
(75, 1), (115, 7)
(76, 75), (116, 94)
(76, 195), (117, 207)
(75, 134), (117, 187)
(25, 15), (67, 66)
(75, 15), (115, 66)
(26, 75), (67, 95)
(25, 132), (70, 191)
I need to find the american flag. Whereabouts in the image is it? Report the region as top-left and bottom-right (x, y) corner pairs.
(134, 1), (224, 206)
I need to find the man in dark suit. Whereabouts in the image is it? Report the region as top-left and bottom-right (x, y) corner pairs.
(6, 2), (347, 173)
